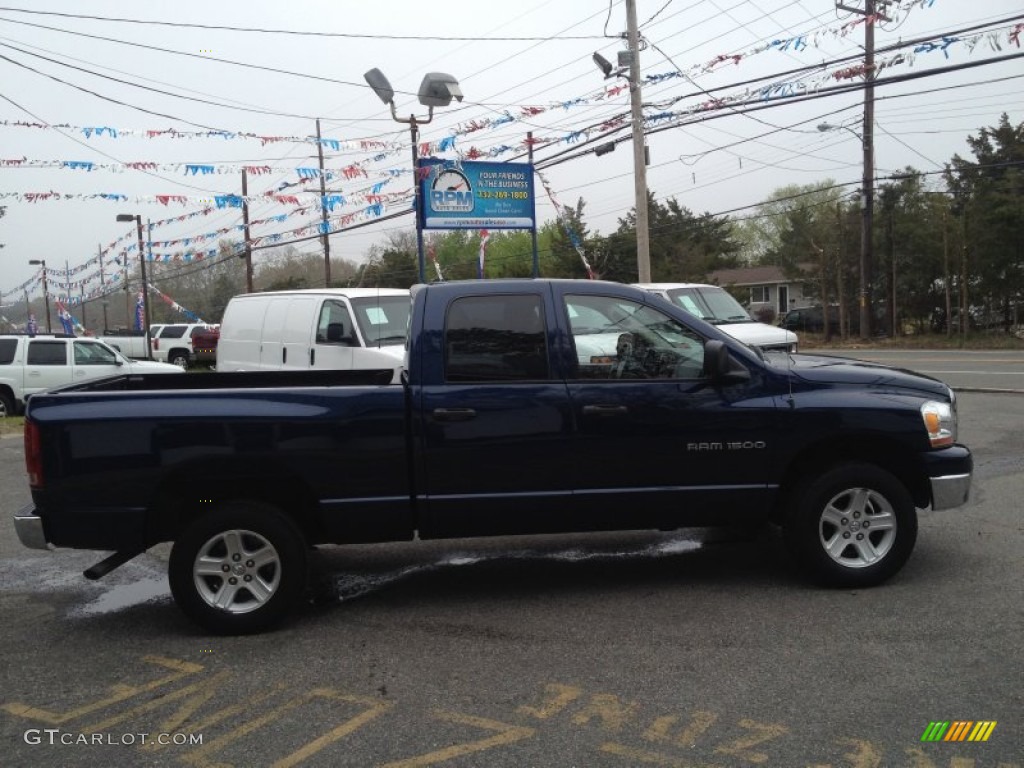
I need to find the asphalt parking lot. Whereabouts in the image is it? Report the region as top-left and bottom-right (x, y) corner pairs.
(0, 376), (1021, 767)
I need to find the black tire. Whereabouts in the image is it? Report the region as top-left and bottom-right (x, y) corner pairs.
(0, 389), (14, 418)
(169, 502), (308, 634)
(169, 351), (190, 370)
(784, 462), (917, 588)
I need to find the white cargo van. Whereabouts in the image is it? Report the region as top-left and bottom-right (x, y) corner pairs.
(216, 288), (410, 380)
(634, 282), (798, 353)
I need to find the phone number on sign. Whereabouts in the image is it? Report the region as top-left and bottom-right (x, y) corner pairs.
(477, 190), (529, 200)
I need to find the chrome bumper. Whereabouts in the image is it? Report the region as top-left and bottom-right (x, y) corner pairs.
(931, 473), (972, 511)
(14, 504), (51, 550)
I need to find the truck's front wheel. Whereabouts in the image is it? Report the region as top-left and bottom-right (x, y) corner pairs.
(169, 503), (307, 634)
(785, 463), (917, 588)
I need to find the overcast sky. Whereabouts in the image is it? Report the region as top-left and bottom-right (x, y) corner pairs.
(1, 0), (1022, 310)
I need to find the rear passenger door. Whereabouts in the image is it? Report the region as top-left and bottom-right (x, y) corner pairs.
(417, 290), (578, 538)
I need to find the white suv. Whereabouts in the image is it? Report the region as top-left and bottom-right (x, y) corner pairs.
(0, 334), (182, 417)
(150, 324), (215, 369)
(634, 282), (798, 353)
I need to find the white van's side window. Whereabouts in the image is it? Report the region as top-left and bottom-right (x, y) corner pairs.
(316, 300), (357, 346)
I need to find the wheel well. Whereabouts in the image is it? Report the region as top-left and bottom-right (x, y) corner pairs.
(771, 437), (930, 522)
(0, 385), (17, 413)
(150, 464), (324, 546)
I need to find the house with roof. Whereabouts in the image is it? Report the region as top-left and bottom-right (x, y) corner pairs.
(707, 264), (816, 323)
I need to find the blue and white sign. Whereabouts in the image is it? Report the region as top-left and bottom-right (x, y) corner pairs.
(419, 159), (535, 230)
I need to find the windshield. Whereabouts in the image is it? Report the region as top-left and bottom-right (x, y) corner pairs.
(349, 296), (411, 346)
(666, 287), (752, 324)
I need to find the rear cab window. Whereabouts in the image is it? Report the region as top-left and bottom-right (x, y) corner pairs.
(444, 295), (549, 382)
(0, 339), (17, 364)
(26, 341), (68, 365)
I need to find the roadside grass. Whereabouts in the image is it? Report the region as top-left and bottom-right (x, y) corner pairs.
(0, 415), (25, 437)
(799, 330), (1024, 351)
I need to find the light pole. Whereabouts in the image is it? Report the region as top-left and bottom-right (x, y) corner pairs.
(364, 68), (463, 284)
(819, 120), (872, 340)
(116, 214), (153, 359)
(27, 259), (51, 333)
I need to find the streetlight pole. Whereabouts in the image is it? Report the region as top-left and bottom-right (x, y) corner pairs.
(364, 68), (463, 284)
(818, 121), (872, 338)
(28, 259), (51, 333)
(116, 214), (153, 359)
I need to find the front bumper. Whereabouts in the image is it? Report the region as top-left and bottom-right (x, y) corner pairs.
(931, 473), (972, 510)
(924, 444), (973, 511)
(14, 504), (51, 550)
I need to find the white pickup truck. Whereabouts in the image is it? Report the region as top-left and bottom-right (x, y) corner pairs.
(0, 333), (182, 417)
(96, 326), (164, 359)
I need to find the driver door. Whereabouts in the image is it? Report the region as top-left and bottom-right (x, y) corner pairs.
(562, 293), (774, 531)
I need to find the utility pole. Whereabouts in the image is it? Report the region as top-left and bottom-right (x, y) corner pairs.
(315, 118), (331, 287)
(97, 243), (109, 332)
(836, 0), (882, 339)
(625, 0), (651, 283)
(241, 169), (254, 292)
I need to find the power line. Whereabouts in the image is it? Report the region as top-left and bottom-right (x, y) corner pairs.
(0, 6), (608, 40)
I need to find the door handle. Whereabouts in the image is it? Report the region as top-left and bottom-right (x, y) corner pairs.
(310, 348), (315, 366)
(582, 404), (628, 416)
(433, 408), (477, 422)
(282, 347), (287, 364)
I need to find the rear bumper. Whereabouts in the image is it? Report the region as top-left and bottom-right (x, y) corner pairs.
(14, 504), (51, 550)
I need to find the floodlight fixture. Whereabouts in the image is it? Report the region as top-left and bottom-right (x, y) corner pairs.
(363, 68), (395, 106)
(417, 72), (463, 108)
(592, 52), (614, 78)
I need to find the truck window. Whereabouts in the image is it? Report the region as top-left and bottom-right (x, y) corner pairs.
(26, 341), (67, 365)
(444, 295), (549, 382)
(159, 325), (188, 339)
(565, 294), (705, 380)
(349, 296), (411, 346)
(0, 339), (16, 364)
(315, 300), (356, 346)
(73, 341), (119, 365)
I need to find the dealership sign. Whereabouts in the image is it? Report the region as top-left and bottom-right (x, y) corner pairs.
(418, 159), (535, 230)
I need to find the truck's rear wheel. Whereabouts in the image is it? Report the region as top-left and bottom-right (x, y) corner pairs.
(169, 503), (307, 634)
(784, 462), (917, 588)
(169, 351), (190, 370)
(0, 390), (14, 418)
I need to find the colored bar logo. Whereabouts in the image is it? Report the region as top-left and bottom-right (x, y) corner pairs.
(921, 721), (997, 742)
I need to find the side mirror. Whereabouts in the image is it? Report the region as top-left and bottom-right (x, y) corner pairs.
(704, 339), (749, 382)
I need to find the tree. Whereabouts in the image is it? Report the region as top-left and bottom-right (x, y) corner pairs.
(876, 169), (947, 334)
(945, 113), (1024, 332)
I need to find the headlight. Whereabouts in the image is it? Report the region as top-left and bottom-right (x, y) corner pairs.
(921, 400), (956, 447)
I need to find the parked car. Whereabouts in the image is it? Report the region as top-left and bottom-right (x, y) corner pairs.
(216, 288), (410, 381)
(0, 333), (183, 416)
(15, 280), (971, 634)
(151, 323), (217, 369)
(780, 306), (839, 334)
(634, 283), (798, 352)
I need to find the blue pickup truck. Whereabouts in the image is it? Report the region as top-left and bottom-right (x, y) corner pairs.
(15, 280), (972, 634)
